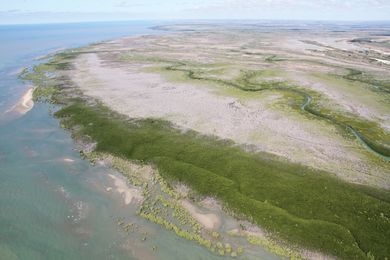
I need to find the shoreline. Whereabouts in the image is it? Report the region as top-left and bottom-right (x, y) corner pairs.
(21, 26), (390, 259)
(88, 151), (308, 259)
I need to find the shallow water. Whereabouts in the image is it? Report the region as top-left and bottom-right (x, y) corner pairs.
(0, 22), (280, 259)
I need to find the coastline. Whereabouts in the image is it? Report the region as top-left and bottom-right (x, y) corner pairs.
(1, 21), (234, 260)
(87, 151), (307, 259)
(22, 26), (390, 258)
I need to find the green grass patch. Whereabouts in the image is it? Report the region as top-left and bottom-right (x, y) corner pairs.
(19, 50), (78, 102)
(32, 86), (59, 102)
(55, 101), (390, 259)
(265, 55), (286, 62)
(342, 69), (390, 94)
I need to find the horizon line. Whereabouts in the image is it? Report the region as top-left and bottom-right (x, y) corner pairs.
(1, 18), (390, 26)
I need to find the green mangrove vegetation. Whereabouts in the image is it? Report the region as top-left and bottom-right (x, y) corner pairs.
(54, 100), (390, 259)
(18, 52), (79, 102)
(227, 228), (302, 259)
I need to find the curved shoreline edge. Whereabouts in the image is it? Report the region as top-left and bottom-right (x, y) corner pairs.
(20, 31), (390, 260)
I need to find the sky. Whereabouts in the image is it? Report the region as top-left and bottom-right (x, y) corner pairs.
(0, 0), (390, 24)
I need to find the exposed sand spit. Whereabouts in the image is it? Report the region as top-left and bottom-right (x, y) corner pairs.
(4, 87), (35, 115)
(17, 87), (34, 113)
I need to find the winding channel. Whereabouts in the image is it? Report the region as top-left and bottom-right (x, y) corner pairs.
(166, 63), (390, 160)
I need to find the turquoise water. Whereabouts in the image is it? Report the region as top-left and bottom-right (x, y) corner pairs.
(0, 22), (279, 260)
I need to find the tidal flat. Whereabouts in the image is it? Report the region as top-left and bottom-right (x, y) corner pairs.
(23, 23), (390, 259)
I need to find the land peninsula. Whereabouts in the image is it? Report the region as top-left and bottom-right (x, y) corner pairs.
(22, 23), (390, 259)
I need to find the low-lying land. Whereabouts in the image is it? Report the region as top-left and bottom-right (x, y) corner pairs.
(22, 23), (390, 259)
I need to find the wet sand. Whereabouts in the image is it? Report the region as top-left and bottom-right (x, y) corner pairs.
(181, 199), (220, 230)
(108, 173), (143, 205)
